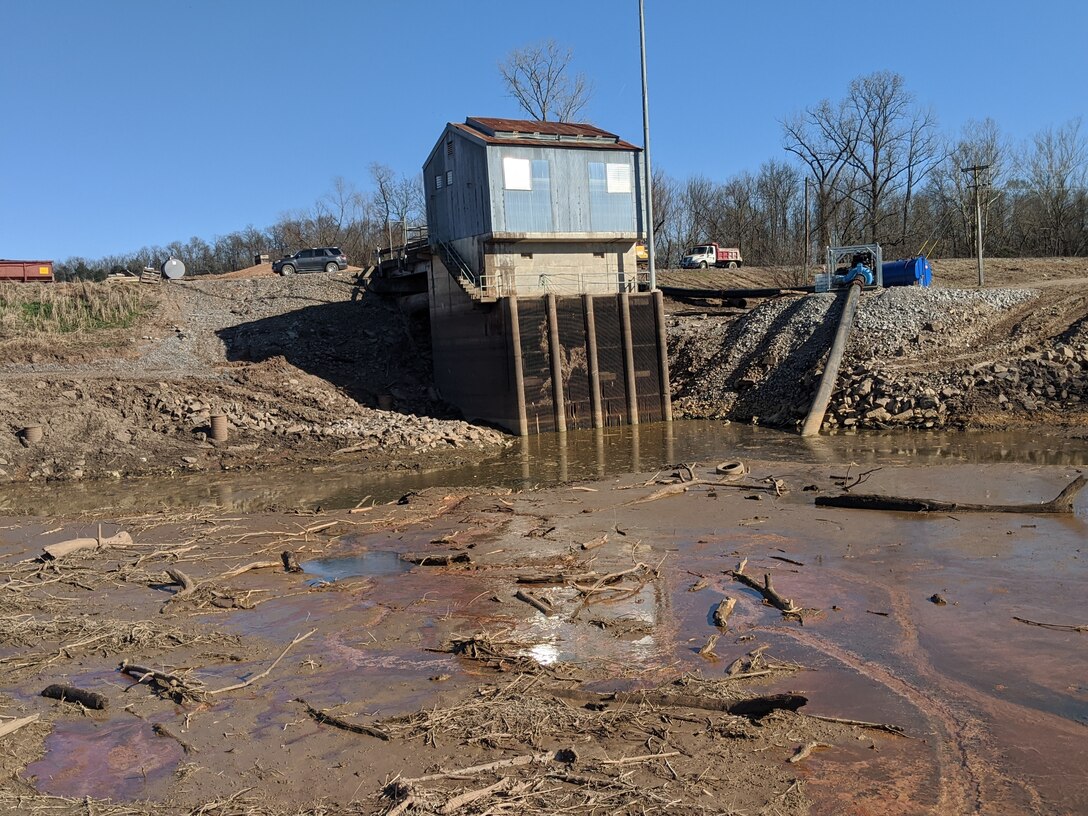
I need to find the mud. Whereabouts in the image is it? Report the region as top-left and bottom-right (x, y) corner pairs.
(0, 457), (1085, 814)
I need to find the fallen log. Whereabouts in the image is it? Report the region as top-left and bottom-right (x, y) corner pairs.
(401, 552), (471, 566)
(296, 698), (391, 740)
(43, 530), (133, 560)
(727, 569), (801, 616)
(514, 589), (554, 616)
(547, 687), (806, 718)
(713, 597), (736, 628)
(41, 684), (109, 710)
(815, 475), (1086, 514)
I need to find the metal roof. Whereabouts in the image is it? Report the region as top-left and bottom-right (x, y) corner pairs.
(456, 117), (640, 151)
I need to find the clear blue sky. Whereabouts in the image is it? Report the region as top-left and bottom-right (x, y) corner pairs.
(3, 0), (1085, 260)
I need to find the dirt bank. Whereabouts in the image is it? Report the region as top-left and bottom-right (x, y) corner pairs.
(2, 460), (1085, 814)
(0, 272), (508, 485)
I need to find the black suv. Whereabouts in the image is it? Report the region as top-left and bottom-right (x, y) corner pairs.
(273, 247), (348, 275)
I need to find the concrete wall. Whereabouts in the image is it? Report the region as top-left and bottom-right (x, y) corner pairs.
(429, 256), (670, 435)
(484, 240), (638, 297)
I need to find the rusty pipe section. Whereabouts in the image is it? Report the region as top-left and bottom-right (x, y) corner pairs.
(800, 281), (862, 437)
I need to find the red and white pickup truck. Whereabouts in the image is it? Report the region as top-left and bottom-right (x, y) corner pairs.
(679, 243), (742, 269)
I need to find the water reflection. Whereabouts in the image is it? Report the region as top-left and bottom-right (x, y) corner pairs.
(1, 421), (1085, 515)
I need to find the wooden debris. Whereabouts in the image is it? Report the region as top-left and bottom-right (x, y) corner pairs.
(219, 560), (280, 580)
(815, 475), (1087, 514)
(439, 777), (513, 814)
(0, 714), (39, 738)
(514, 589), (554, 616)
(296, 698), (391, 740)
(40, 684), (108, 710)
(728, 693), (808, 719)
(399, 752), (550, 785)
(698, 634), (720, 658)
(401, 552), (471, 566)
(43, 530), (133, 560)
(1012, 616), (1088, 633)
(600, 750), (681, 765)
(208, 628), (316, 695)
(788, 741), (828, 763)
(727, 565), (802, 617)
(713, 597), (736, 628)
(547, 687), (806, 718)
(803, 713), (909, 736)
(580, 534), (608, 551)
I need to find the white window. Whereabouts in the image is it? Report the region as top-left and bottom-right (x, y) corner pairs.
(435, 174), (443, 190)
(503, 157), (532, 191)
(606, 163), (632, 194)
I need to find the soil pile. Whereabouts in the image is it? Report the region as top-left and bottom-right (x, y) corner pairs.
(0, 272), (507, 484)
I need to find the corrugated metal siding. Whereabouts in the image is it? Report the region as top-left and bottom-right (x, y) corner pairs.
(424, 127), (491, 245)
(488, 146), (639, 235)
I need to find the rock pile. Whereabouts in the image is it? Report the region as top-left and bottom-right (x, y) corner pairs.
(669, 284), (1088, 430)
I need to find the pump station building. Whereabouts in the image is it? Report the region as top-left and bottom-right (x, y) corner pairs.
(423, 117), (671, 435)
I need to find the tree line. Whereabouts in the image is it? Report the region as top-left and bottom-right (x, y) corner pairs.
(57, 64), (1086, 281)
(652, 71), (1088, 272)
(55, 165), (425, 281)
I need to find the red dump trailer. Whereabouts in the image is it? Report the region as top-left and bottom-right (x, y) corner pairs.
(0, 260), (54, 282)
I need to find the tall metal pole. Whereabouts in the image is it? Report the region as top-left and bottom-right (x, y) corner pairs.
(803, 178), (810, 271)
(638, 0), (656, 291)
(961, 164), (990, 288)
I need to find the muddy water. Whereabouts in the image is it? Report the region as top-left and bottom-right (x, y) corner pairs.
(5, 421), (1086, 516)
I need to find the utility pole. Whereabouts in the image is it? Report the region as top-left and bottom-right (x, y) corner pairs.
(638, 0), (656, 291)
(961, 164), (990, 288)
(803, 177), (810, 271)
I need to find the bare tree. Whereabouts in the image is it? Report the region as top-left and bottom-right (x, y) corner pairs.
(499, 39), (592, 122)
(1025, 118), (1088, 256)
(782, 98), (858, 251)
(844, 71), (941, 247)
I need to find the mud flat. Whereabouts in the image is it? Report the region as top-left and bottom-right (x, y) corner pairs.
(1, 458), (1085, 815)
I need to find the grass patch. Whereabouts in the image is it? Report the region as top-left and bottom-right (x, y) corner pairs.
(0, 281), (150, 335)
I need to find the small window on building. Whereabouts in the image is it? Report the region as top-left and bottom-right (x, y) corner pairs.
(503, 157), (532, 191)
(593, 251), (605, 258)
(521, 252), (533, 259)
(606, 163), (632, 194)
(446, 170), (454, 185)
(446, 140), (454, 157)
(435, 174), (443, 190)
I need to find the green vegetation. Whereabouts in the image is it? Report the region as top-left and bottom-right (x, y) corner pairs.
(0, 282), (148, 336)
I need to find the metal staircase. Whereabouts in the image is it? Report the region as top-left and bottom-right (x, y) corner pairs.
(437, 241), (496, 303)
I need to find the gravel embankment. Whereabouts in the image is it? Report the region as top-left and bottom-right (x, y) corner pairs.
(670, 283), (1088, 430)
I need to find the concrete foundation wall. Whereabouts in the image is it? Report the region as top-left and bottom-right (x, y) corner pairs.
(485, 241), (638, 297)
(429, 259), (670, 435)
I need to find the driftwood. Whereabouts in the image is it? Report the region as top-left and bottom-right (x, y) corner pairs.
(160, 568), (198, 614)
(630, 479), (782, 505)
(580, 534), (608, 551)
(399, 752), (550, 785)
(0, 713), (39, 738)
(439, 777), (513, 814)
(401, 552), (471, 566)
(219, 560), (280, 580)
(296, 698), (391, 740)
(727, 568), (801, 616)
(815, 475), (1087, 514)
(803, 713), (909, 737)
(712, 597), (736, 628)
(43, 530), (133, 560)
(41, 684), (109, 710)
(1012, 616), (1088, 633)
(547, 687), (806, 718)
(208, 628), (316, 695)
(514, 589), (554, 616)
(120, 661), (204, 702)
(788, 741), (829, 763)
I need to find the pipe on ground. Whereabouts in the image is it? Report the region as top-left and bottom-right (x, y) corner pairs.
(800, 281), (862, 437)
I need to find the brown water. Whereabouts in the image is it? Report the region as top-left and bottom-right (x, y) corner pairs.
(4, 421), (1086, 516)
